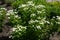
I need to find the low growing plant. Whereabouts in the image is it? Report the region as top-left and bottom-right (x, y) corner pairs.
(10, 1), (60, 40)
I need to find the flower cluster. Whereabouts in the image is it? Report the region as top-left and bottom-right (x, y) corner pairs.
(12, 25), (27, 32)
(11, 25), (26, 39)
(56, 16), (60, 24)
(6, 10), (21, 26)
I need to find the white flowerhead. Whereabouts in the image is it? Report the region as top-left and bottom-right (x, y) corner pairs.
(27, 1), (33, 4)
(29, 19), (35, 24)
(15, 15), (19, 18)
(53, 16), (55, 18)
(36, 25), (41, 29)
(35, 20), (39, 22)
(32, 25), (34, 27)
(9, 35), (12, 38)
(45, 21), (50, 24)
(8, 10), (13, 13)
(21, 4), (26, 7)
(12, 28), (17, 31)
(6, 13), (10, 16)
(17, 25), (27, 29)
(19, 4), (26, 8)
(0, 8), (7, 11)
(7, 10), (15, 15)
(37, 16), (41, 19)
(27, 1), (34, 6)
(57, 16), (60, 21)
(23, 7), (28, 10)
(30, 13), (36, 17)
(35, 5), (45, 9)
(8, 17), (10, 19)
(37, 11), (42, 14)
(27, 3), (34, 6)
(39, 22), (44, 25)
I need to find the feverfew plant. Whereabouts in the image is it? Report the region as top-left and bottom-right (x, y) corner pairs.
(0, 0), (60, 40)
(11, 1), (52, 40)
(10, 0), (60, 40)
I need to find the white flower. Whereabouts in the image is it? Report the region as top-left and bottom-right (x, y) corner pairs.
(29, 19), (39, 24)
(29, 19), (35, 24)
(7, 10), (15, 15)
(15, 15), (19, 18)
(19, 4), (26, 8)
(37, 11), (42, 14)
(56, 22), (60, 24)
(8, 17), (10, 19)
(42, 17), (46, 20)
(45, 21), (50, 24)
(31, 4), (34, 6)
(53, 16), (55, 18)
(0, 8), (7, 10)
(32, 25), (34, 27)
(27, 1), (33, 4)
(17, 17), (21, 19)
(19, 28), (22, 31)
(17, 25), (26, 29)
(12, 28), (17, 31)
(8, 10), (13, 13)
(23, 7), (28, 10)
(27, 1), (34, 6)
(30, 13), (36, 17)
(6, 13), (10, 16)
(35, 5), (45, 8)
(9, 35), (12, 38)
(37, 16), (41, 19)
(21, 4), (26, 7)
(57, 16), (60, 21)
(39, 22), (44, 24)
(35, 20), (39, 22)
(14, 12), (17, 14)
(39, 18), (46, 24)
(28, 3), (34, 6)
(36, 25), (41, 29)
(21, 27), (26, 29)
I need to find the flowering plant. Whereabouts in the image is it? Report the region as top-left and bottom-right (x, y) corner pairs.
(11, 1), (60, 40)
(11, 1), (53, 40)
(0, 0), (60, 40)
